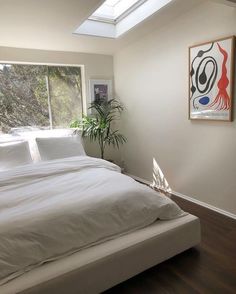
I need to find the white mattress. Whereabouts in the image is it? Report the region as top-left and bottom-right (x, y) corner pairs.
(0, 214), (201, 294)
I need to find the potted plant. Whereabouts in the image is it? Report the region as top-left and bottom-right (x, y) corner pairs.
(70, 99), (126, 159)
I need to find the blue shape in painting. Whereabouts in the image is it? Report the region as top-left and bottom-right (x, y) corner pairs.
(199, 96), (210, 105)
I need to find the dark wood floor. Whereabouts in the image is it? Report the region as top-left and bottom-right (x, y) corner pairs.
(104, 195), (236, 294)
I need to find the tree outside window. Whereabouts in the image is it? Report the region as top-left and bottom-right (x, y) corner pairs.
(0, 64), (83, 134)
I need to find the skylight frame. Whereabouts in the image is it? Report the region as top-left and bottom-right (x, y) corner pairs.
(89, 0), (147, 24)
(74, 0), (173, 39)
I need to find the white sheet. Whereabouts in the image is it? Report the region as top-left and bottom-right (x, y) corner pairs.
(0, 156), (185, 285)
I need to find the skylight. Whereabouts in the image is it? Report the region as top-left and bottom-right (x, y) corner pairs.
(91, 0), (143, 22)
(74, 0), (173, 38)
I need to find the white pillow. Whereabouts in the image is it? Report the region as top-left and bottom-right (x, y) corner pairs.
(0, 134), (22, 144)
(0, 141), (33, 171)
(36, 136), (86, 161)
(13, 129), (75, 162)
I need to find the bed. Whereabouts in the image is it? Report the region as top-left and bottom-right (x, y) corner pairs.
(0, 139), (201, 294)
(0, 214), (200, 294)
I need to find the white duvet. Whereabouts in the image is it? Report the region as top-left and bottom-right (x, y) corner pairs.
(0, 156), (185, 285)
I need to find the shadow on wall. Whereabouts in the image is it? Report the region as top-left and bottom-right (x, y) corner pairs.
(151, 157), (172, 196)
(83, 137), (121, 164)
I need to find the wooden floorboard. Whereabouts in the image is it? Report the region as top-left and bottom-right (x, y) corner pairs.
(104, 195), (236, 294)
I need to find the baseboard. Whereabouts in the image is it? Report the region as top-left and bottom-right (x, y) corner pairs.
(125, 173), (236, 220)
(125, 173), (151, 186)
(172, 191), (236, 220)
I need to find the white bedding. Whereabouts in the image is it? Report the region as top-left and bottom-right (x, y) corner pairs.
(0, 156), (185, 285)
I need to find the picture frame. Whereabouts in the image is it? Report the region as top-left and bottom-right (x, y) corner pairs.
(89, 79), (112, 104)
(189, 36), (235, 121)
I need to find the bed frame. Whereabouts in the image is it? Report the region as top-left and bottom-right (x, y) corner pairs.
(0, 214), (200, 294)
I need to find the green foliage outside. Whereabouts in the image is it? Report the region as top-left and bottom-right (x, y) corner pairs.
(0, 64), (82, 133)
(48, 66), (82, 127)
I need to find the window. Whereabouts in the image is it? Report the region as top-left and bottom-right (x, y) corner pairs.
(74, 0), (173, 38)
(0, 64), (83, 134)
(90, 0), (143, 22)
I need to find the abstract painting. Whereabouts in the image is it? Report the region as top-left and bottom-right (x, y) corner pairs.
(189, 36), (235, 121)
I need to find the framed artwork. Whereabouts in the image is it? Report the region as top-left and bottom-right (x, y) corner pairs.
(89, 79), (112, 104)
(189, 36), (235, 121)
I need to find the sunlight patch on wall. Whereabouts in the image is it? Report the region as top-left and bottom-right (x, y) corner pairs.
(151, 157), (172, 196)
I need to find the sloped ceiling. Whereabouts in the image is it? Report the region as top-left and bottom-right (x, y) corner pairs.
(0, 0), (229, 55)
(0, 0), (111, 53)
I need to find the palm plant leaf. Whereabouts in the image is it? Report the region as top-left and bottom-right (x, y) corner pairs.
(71, 99), (126, 159)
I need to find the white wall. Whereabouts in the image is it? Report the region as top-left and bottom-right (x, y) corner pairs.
(114, 1), (236, 214)
(0, 46), (120, 162)
(0, 0), (117, 55)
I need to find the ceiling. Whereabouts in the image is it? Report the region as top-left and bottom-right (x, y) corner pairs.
(0, 0), (233, 55)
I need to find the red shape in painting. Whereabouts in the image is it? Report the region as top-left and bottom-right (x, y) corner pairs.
(210, 43), (230, 110)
